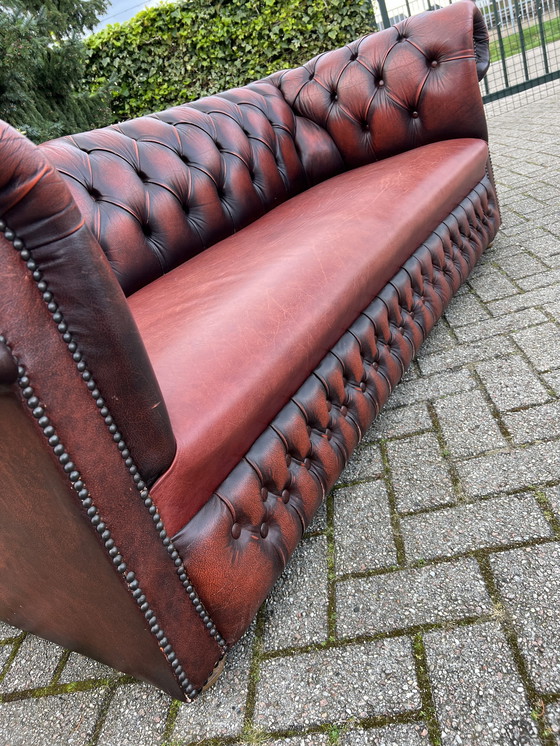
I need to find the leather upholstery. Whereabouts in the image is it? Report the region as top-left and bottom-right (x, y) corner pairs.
(0, 387), (183, 700)
(173, 172), (500, 644)
(134, 137), (490, 536)
(0, 222), (222, 693)
(39, 1), (487, 297)
(0, 121), (176, 485)
(0, 1), (498, 698)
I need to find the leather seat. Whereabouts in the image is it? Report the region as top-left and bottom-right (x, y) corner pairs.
(129, 137), (489, 535)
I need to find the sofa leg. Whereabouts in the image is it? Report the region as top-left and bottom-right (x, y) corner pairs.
(202, 654), (227, 693)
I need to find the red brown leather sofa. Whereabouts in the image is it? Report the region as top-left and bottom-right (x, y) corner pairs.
(0, 1), (499, 701)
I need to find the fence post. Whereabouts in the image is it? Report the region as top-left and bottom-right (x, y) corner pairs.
(536, 1), (550, 74)
(377, 0), (392, 29)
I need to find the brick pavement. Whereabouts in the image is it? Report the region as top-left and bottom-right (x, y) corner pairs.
(1, 89), (559, 746)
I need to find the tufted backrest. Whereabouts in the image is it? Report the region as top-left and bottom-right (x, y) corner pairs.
(39, 1), (488, 297)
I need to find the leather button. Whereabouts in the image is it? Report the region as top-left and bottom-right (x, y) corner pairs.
(260, 487), (268, 500)
(431, 60), (438, 67)
(260, 522), (269, 538)
(411, 111), (419, 118)
(326, 400), (332, 412)
(231, 523), (241, 539)
(285, 454), (292, 467)
(325, 428), (332, 441)
(281, 489), (290, 504)
(303, 458), (311, 469)
(359, 381), (367, 392)
(340, 405), (348, 416)
(378, 79), (385, 87)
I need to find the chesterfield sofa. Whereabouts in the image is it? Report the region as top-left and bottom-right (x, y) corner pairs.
(0, 1), (499, 701)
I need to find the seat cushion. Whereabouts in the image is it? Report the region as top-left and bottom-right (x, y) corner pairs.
(128, 138), (489, 535)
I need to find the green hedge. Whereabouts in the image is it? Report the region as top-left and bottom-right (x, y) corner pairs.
(86, 0), (376, 122)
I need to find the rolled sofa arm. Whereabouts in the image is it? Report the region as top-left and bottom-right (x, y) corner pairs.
(262, 0), (491, 178)
(0, 121), (224, 697)
(0, 120), (175, 483)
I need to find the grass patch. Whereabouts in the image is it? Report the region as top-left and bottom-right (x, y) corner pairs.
(489, 17), (560, 62)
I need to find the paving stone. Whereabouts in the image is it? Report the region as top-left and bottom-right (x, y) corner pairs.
(0, 635), (62, 693)
(340, 723), (431, 745)
(386, 432), (455, 512)
(504, 400), (560, 444)
(306, 498), (327, 534)
(454, 308), (547, 344)
(386, 369), (476, 409)
(456, 441), (560, 497)
(545, 485), (560, 519)
(514, 323), (560, 373)
(337, 442), (383, 485)
(58, 653), (116, 683)
(334, 481), (396, 574)
(517, 267), (560, 291)
(336, 558), (491, 637)
(417, 335), (515, 376)
(544, 369), (560, 395)
(434, 389), (507, 458)
(444, 288), (492, 328)
(97, 683), (169, 746)
(0, 687), (106, 746)
(402, 494), (551, 561)
(490, 543), (560, 691)
(476, 355), (550, 410)
(546, 701), (560, 744)
(425, 622), (539, 746)
(488, 283), (560, 316)
(497, 251), (548, 280)
(468, 267), (519, 301)
(365, 402), (432, 443)
(0, 621), (19, 640)
(172, 626), (254, 742)
(417, 321), (456, 354)
(0, 643), (13, 674)
(263, 536), (328, 651)
(254, 639), (420, 730)
(262, 736), (330, 746)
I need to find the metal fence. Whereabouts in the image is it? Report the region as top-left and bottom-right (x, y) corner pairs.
(375, 0), (560, 111)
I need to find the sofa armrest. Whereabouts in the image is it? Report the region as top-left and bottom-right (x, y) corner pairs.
(0, 120), (176, 483)
(264, 1), (490, 178)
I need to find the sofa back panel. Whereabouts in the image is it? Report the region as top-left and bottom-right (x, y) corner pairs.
(39, 2), (487, 297)
(264, 1), (488, 175)
(0, 122), (176, 484)
(39, 85), (309, 296)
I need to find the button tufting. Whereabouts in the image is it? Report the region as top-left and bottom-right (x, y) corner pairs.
(303, 458), (311, 469)
(285, 454), (292, 467)
(325, 428), (332, 440)
(411, 111), (419, 118)
(260, 487), (268, 500)
(431, 60), (438, 67)
(378, 79), (385, 87)
(231, 523), (241, 539)
(340, 405), (348, 416)
(281, 489), (290, 504)
(359, 381), (367, 392)
(260, 523), (269, 538)
(326, 400), (332, 412)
